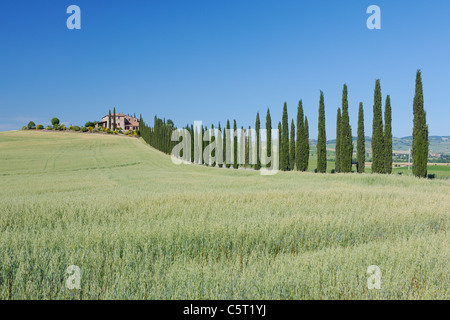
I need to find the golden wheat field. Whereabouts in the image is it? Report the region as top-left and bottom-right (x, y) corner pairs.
(0, 130), (448, 299)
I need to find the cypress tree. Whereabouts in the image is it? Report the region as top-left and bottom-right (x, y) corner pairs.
(226, 120), (231, 168)
(384, 95), (392, 174)
(295, 100), (305, 171)
(317, 91), (327, 173)
(248, 126), (252, 168)
(190, 124), (194, 163)
(340, 84), (353, 173)
(108, 110), (112, 130)
(113, 107), (116, 131)
(412, 70), (428, 178)
(372, 79), (384, 173)
(255, 113), (261, 170)
(266, 108), (272, 168)
(281, 103), (289, 171)
(194, 126), (199, 163)
(304, 116), (310, 171)
(233, 120), (238, 169)
(335, 108), (341, 173)
(245, 128), (249, 168)
(290, 119), (295, 170)
(240, 126), (245, 167)
(357, 102), (365, 173)
(222, 122), (227, 167)
(217, 123), (223, 167)
(211, 124), (216, 167)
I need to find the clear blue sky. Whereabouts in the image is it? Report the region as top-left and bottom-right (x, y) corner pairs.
(0, 0), (449, 138)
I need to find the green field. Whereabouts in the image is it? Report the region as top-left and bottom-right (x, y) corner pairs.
(0, 130), (448, 299)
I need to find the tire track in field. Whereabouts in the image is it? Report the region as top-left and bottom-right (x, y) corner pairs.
(43, 144), (67, 171)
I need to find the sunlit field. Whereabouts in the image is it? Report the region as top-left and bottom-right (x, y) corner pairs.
(0, 130), (448, 299)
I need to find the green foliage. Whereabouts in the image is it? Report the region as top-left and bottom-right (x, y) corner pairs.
(85, 121), (97, 128)
(266, 108), (272, 168)
(226, 120), (231, 168)
(384, 95), (393, 174)
(412, 70), (428, 178)
(372, 79), (384, 173)
(255, 113), (261, 170)
(72, 126), (81, 131)
(233, 120), (238, 169)
(335, 108), (341, 173)
(27, 121), (36, 130)
(113, 107), (116, 131)
(340, 84), (353, 173)
(317, 91), (327, 173)
(289, 119), (295, 170)
(357, 102), (366, 173)
(296, 100), (305, 171)
(36, 124), (44, 130)
(280, 103), (289, 171)
(51, 118), (60, 127)
(303, 117), (309, 171)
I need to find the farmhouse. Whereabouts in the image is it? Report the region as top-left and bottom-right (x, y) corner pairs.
(96, 113), (139, 131)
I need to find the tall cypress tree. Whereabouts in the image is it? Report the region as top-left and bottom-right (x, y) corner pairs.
(317, 91), (327, 173)
(335, 108), (342, 173)
(281, 103), (289, 171)
(266, 108), (272, 168)
(108, 110), (112, 130)
(357, 102), (365, 173)
(296, 100), (305, 171)
(221, 122), (225, 168)
(340, 84), (352, 173)
(245, 128), (249, 168)
(233, 120), (238, 169)
(304, 116), (310, 171)
(217, 123), (223, 167)
(255, 113), (261, 170)
(290, 119), (295, 170)
(248, 126), (252, 168)
(211, 124), (216, 167)
(113, 107), (116, 131)
(412, 70), (428, 178)
(278, 121), (282, 169)
(372, 79), (384, 173)
(384, 95), (392, 174)
(190, 124), (195, 163)
(226, 120), (231, 168)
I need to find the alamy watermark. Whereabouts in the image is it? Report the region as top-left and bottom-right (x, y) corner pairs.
(170, 121), (279, 175)
(66, 265), (81, 290)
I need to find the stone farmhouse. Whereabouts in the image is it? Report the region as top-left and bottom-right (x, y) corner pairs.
(96, 113), (139, 131)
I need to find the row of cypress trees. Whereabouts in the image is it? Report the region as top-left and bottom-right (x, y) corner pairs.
(139, 71), (427, 177)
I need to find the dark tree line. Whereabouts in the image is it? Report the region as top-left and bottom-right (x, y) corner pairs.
(138, 71), (427, 177)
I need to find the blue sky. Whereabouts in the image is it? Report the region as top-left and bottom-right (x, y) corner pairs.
(0, 0), (449, 138)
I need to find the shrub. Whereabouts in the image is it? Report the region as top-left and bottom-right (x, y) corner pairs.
(427, 174), (436, 180)
(81, 127), (88, 132)
(46, 125), (52, 130)
(51, 118), (60, 127)
(88, 126), (94, 133)
(72, 126), (80, 131)
(22, 126), (28, 130)
(330, 169), (335, 174)
(27, 121), (36, 130)
(314, 168), (318, 173)
(85, 121), (97, 128)
(113, 131), (118, 135)
(106, 128), (111, 134)
(36, 124), (44, 130)
(133, 131), (138, 137)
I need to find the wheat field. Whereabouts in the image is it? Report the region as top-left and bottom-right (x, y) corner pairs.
(0, 130), (448, 299)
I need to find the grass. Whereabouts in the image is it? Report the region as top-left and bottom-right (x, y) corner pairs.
(0, 130), (448, 299)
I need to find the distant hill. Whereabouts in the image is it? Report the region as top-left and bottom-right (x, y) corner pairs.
(311, 136), (450, 155)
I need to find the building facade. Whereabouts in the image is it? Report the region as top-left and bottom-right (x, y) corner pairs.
(96, 113), (139, 131)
